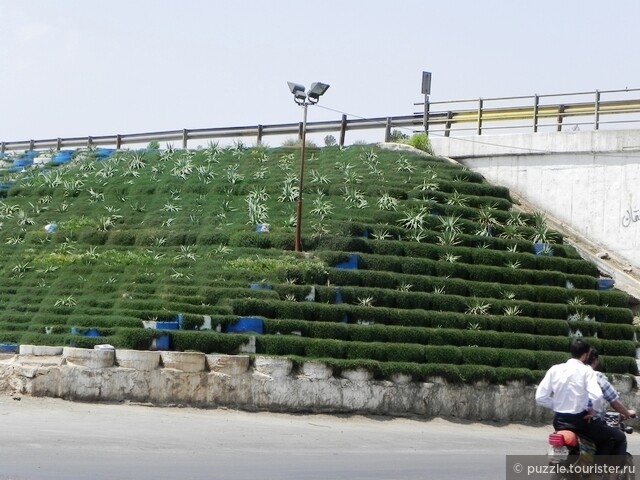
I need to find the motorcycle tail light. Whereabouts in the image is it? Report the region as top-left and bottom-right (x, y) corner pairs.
(548, 433), (565, 446)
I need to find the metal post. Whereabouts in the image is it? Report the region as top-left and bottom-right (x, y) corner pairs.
(444, 111), (453, 137)
(257, 125), (264, 146)
(182, 129), (188, 149)
(557, 105), (565, 132)
(533, 94), (539, 133)
(477, 98), (484, 135)
(294, 102), (308, 253)
(339, 114), (347, 147)
(116, 135), (122, 150)
(56, 138), (62, 151)
(423, 94), (430, 133)
(594, 90), (601, 130)
(29, 139), (35, 151)
(384, 118), (392, 142)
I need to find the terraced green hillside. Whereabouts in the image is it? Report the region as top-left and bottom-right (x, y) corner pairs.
(0, 143), (635, 384)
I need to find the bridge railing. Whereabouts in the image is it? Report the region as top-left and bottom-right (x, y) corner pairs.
(416, 87), (640, 137)
(2, 88), (640, 153)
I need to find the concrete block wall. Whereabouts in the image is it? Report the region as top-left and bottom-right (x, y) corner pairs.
(1, 345), (637, 424)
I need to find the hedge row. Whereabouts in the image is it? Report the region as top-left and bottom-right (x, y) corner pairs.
(312, 252), (597, 290)
(267, 285), (633, 324)
(254, 335), (637, 374)
(309, 236), (597, 276)
(319, 268), (628, 307)
(289, 356), (546, 385)
(261, 319), (636, 356)
(229, 298), (636, 340)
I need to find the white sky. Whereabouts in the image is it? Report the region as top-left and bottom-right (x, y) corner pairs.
(1, 0), (639, 145)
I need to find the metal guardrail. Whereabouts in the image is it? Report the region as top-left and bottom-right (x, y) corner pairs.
(2, 88), (639, 153)
(416, 87), (640, 137)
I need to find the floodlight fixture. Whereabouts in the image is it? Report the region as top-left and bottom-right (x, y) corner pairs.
(307, 82), (330, 103)
(287, 81), (307, 104)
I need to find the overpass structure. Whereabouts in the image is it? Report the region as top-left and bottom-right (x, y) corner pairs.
(430, 129), (640, 301)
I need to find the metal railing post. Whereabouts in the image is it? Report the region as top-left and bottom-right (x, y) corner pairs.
(594, 90), (601, 130)
(384, 118), (392, 142)
(445, 111), (453, 137)
(533, 94), (539, 133)
(557, 105), (565, 132)
(477, 98), (484, 135)
(339, 114), (347, 147)
(423, 95), (430, 133)
(182, 129), (188, 149)
(257, 125), (264, 146)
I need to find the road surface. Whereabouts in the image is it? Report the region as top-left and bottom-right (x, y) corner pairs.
(0, 395), (637, 479)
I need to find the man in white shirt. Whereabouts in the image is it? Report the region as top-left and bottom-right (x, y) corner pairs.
(535, 339), (627, 459)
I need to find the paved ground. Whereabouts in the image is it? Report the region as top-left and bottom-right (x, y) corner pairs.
(0, 395), (638, 480)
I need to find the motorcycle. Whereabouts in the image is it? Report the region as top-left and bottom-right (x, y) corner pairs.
(547, 412), (635, 479)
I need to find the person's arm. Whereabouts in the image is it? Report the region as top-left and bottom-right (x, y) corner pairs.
(535, 371), (554, 410)
(610, 400), (636, 420)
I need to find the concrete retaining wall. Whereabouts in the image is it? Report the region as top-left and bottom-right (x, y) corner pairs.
(1, 346), (638, 424)
(431, 129), (640, 270)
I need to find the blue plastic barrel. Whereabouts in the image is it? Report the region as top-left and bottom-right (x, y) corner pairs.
(225, 317), (264, 334)
(0, 343), (18, 353)
(155, 321), (180, 330)
(596, 278), (615, 290)
(152, 334), (170, 350)
(335, 253), (358, 269)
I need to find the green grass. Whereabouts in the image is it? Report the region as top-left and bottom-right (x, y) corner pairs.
(0, 144), (634, 382)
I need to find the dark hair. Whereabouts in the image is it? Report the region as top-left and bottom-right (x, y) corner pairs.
(587, 348), (599, 366)
(570, 339), (591, 359)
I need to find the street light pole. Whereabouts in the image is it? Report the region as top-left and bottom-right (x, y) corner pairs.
(294, 102), (308, 253)
(287, 81), (330, 253)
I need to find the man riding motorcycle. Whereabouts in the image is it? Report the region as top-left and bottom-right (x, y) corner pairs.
(535, 339), (628, 464)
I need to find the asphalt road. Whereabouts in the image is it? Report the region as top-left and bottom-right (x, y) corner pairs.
(1, 395), (638, 480)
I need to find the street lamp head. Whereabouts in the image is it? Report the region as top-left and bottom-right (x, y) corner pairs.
(287, 81), (307, 104)
(307, 82), (330, 103)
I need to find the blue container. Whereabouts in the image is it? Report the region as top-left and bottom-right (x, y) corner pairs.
(85, 328), (101, 337)
(225, 317), (264, 334)
(0, 343), (18, 353)
(596, 278), (615, 290)
(95, 148), (115, 159)
(152, 334), (170, 350)
(156, 321), (180, 330)
(14, 158), (33, 167)
(335, 253), (358, 270)
(334, 287), (343, 304)
(51, 152), (72, 165)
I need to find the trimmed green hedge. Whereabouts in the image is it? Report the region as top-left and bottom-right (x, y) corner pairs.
(231, 298), (635, 340)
